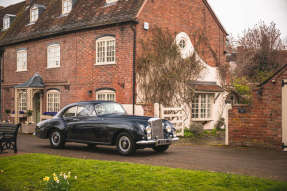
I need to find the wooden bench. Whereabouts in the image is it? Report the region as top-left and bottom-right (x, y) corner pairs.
(0, 123), (21, 153)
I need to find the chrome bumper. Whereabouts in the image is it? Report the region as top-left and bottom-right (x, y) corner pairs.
(136, 137), (179, 145)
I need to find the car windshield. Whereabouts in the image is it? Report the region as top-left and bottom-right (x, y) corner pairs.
(94, 102), (126, 115)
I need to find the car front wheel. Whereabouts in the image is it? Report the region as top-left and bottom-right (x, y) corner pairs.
(153, 145), (169, 153)
(116, 132), (135, 155)
(49, 130), (65, 149)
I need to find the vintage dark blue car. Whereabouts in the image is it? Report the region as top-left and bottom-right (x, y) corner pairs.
(35, 101), (179, 155)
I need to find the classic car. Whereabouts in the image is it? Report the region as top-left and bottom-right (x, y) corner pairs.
(36, 101), (179, 155)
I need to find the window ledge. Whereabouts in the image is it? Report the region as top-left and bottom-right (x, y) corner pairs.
(94, 62), (116, 66)
(192, 119), (213, 122)
(47, 66), (60, 70)
(58, 13), (69, 18)
(16, 70), (28, 72)
(26, 22), (36, 26)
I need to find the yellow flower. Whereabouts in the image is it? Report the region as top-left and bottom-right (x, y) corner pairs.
(0, 170), (4, 173)
(43, 176), (50, 182)
(68, 171), (71, 178)
(54, 176), (59, 182)
(53, 173), (56, 177)
(74, 176), (77, 180)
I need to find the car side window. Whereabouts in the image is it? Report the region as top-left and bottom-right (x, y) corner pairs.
(63, 106), (77, 118)
(77, 105), (90, 117)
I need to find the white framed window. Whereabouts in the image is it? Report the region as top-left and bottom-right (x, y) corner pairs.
(30, 7), (39, 23)
(3, 15), (10, 30)
(96, 89), (116, 101)
(18, 90), (27, 112)
(47, 44), (60, 68)
(17, 49), (27, 72)
(192, 93), (213, 120)
(62, 0), (72, 15)
(47, 90), (61, 112)
(96, 36), (116, 65)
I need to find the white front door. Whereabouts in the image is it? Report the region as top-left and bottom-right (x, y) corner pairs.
(282, 79), (287, 151)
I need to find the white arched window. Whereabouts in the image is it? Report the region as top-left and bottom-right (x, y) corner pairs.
(18, 90), (27, 112)
(96, 89), (116, 101)
(47, 90), (61, 112)
(95, 36), (116, 65)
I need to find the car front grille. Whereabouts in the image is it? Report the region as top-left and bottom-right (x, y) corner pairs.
(149, 118), (164, 139)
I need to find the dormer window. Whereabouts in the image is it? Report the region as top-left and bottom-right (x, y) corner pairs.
(3, 14), (15, 30)
(28, 4), (45, 25)
(62, 0), (72, 15)
(30, 7), (39, 23)
(3, 15), (10, 30)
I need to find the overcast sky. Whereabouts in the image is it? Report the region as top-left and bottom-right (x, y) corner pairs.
(1, 0), (287, 40)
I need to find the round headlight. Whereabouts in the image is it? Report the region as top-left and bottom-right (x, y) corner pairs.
(166, 125), (172, 133)
(146, 126), (152, 134)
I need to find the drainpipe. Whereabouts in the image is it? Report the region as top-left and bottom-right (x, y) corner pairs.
(130, 24), (137, 115)
(0, 48), (3, 121)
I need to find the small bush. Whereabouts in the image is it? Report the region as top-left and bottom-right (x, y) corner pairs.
(184, 128), (194, 137)
(189, 122), (204, 136)
(214, 117), (225, 130)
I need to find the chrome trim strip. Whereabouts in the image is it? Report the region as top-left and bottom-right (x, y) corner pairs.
(136, 137), (179, 145)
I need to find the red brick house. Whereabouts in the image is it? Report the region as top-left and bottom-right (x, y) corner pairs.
(0, 0), (227, 129)
(229, 54), (287, 150)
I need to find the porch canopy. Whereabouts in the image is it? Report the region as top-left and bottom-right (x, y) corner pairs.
(14, 73), (44, 124)
(188, 81), (224, 92)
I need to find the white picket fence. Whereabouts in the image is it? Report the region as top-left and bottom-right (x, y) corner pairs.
(160, 106), (185, 136)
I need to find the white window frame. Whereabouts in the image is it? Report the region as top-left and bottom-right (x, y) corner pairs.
(30, 7), (39, 23)
(192, 93), (214, 121)
(95, 36), (116, 65)
(96, 90), (116, 101)
(3, 15), (10, 30)
(18, 90), (27, 112)
(47, 90), (61, 112)
(62, 0), (73, 15)
(17, 49), (27, 72)
(47, 44), (61, 68)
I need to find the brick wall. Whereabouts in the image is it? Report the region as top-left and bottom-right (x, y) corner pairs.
(1, 24), (134, 120)
(136, 0), (227, 67)
(229, 68), (287, 149)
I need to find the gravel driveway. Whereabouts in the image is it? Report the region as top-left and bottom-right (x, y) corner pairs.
(1, 134), (287, 181)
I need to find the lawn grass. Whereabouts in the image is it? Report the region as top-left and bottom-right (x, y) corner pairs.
(0, 153), (286, 191)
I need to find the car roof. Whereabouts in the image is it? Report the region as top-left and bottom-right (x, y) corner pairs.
(78, 100), (115, 104)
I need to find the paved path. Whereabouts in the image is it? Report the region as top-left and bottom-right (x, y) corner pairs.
(1, 134), (287, 181)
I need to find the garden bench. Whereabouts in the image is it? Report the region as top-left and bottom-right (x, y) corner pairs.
(0, 123), (21, 153)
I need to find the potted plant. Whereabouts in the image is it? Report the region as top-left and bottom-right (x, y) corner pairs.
(5, 109), (11, 122)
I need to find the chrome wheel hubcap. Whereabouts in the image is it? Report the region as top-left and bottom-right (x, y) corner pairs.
(119, 136), (131, 152)
(51, 132), (61, 146)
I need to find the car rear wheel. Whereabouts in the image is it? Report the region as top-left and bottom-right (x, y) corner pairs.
(116, 132), (135, 155)
(49, 130), (65, 149)
(153, 145), (169, 153)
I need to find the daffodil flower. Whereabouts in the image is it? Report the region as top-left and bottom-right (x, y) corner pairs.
(43, 176), (50, 182)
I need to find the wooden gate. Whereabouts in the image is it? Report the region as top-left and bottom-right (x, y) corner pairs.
(282, 79), (287, 151)
(160, 106), (185, 136)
